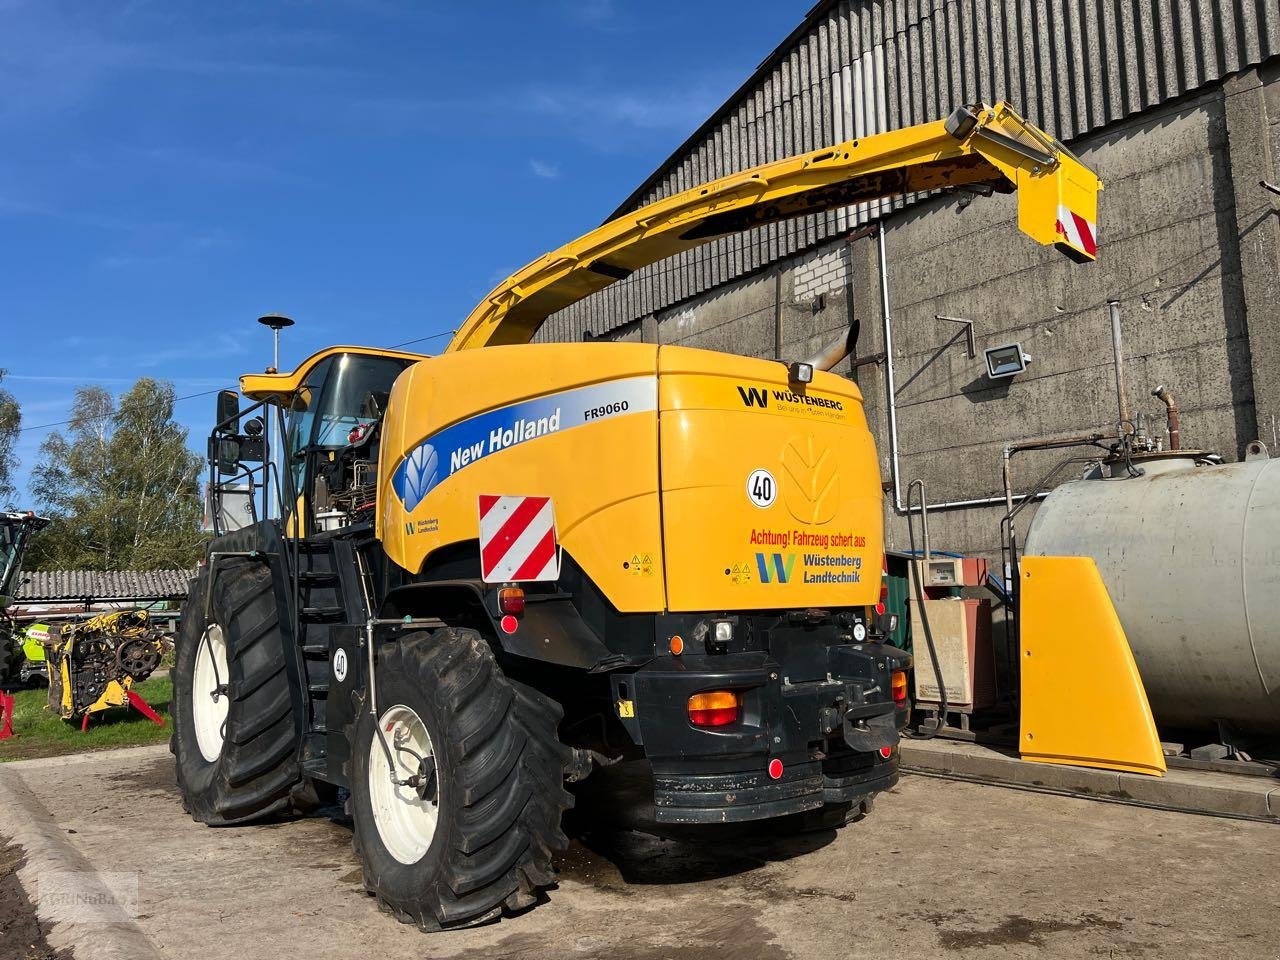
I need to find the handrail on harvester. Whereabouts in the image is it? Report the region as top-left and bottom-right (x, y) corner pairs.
(445, 101), (1101, 354)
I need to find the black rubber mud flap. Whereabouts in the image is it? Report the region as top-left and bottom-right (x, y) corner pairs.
(842, 710), (898, 752)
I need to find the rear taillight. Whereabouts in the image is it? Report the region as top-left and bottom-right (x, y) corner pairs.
(880, 554), (889, 602)
(687, 690), (740, 727)
(498, 586), (525, 615)
(891, 670), (908, 706)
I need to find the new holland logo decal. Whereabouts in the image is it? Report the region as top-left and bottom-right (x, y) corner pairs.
(391, 378), (656, 513)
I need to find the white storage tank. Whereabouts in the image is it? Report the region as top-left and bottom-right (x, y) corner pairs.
(1023, 447), (1280, 736)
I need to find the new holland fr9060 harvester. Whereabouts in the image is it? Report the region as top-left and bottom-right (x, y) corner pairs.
(174, 104), (1103, 930)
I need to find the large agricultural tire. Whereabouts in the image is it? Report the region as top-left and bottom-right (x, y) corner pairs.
(346, 626), (572, 930)
(171, 562), (312, 824)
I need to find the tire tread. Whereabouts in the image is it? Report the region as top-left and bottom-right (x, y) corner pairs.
(347, 626), (572, 931)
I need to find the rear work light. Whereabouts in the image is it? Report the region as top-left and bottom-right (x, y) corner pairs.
(891, 670), (908, 706)
(687, 690), (740, 727)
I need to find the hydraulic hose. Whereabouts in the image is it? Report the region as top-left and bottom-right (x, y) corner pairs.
(903, 481), (947, 739)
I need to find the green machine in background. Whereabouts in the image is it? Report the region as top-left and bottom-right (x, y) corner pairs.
(1, 511), (50, 686)
(18, 621), (51, 684)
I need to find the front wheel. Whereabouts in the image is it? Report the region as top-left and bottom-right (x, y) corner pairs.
(347, 627), (572, 930)
(171, 562), (311, 824)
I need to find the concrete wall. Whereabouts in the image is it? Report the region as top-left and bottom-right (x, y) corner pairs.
(593, 69), (1280, 563)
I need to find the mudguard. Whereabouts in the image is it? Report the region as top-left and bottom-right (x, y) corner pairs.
(1018, 556), (1165, 777)
(381, 580), (615, 671)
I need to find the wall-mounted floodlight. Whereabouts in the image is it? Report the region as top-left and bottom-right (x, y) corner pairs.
(984, 342), (1031, 380)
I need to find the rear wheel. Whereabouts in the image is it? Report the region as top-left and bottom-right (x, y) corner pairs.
(347, 627), (572, 930)
(171, 562), (311, 824)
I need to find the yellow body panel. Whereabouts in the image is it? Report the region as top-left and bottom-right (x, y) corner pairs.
(378, 343), (882, 614)
(1019, 556), (1165, 777)
(379, 343), (666, 612)
(657, 348), (880, 611)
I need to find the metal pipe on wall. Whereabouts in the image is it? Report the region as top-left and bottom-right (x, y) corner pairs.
(875, 224), (1044, 515)
(1001, 432), (1116, 516)
(1152, 385), (1181, 450)
(1108, 300), (1131, 433)
(773, 268), (784, 360)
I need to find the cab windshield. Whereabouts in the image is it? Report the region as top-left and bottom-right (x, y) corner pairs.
(285, 353), (413, 492)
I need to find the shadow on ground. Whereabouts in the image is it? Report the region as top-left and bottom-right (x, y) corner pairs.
(115, 753), (845, 894)
(561, 760), (845, 886)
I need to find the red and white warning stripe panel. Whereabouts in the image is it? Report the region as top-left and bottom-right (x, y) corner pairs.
(1055, 205), (1097, 260)
(478, 495), (560, 583)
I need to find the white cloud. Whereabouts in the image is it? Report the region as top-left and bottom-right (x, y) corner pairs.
(529, 159), (560, 180)
(527, 83), (726, 134)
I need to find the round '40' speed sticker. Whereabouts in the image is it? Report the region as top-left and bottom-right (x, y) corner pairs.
(746, 468), (777, 508)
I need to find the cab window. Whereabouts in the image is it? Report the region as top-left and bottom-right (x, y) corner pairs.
(308, 354), (409, 448)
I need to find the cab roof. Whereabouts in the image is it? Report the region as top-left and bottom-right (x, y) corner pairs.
(239, 345), (430, 404)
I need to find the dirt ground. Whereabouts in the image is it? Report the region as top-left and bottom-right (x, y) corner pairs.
(3, 743), (1277, 960)
(0, 843), (66, 960)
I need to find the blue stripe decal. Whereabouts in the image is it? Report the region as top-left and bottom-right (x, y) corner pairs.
(391, 377), (656, 513)
(755, 553), (771, 584)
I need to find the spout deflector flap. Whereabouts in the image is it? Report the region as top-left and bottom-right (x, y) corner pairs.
(1019, 555), (1166, 777)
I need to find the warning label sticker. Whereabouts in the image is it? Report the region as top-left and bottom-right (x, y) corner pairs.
(744, 527), (867, 586)
(626, 552), (656, 577)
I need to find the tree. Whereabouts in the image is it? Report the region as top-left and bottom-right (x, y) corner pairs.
(0, 370), (19, 508)
(27, 378), (206, 571)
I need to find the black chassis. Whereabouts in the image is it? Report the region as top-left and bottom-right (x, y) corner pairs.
(205, 524), (911, 826)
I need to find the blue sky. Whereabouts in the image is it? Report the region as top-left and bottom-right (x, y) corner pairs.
(2, 0), (800, 501)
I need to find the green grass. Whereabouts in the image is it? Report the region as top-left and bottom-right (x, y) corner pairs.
(0, 674), (172, 762)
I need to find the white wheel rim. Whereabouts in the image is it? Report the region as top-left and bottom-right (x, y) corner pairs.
(192, 625), (229, 763)
(368, 705), (440, 865)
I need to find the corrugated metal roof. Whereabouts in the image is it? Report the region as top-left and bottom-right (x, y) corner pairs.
(16, 569), (196, 602)
(541, 0), (1280, 342)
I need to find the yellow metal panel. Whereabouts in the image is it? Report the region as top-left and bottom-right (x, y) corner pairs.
(378, 342), (886, 615)
(1019, 556), (1165, 777)
(378, 343), (666, 612)
(446, 102), (1101, 352)
(657, 347), (881, 611)
(87, 678), (130, 716)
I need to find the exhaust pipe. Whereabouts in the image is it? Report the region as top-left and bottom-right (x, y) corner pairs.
(803, 320), (860, 372)
(1152, 385), (1181, 450)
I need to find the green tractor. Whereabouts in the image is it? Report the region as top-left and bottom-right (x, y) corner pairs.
(1, 511), (50, 686)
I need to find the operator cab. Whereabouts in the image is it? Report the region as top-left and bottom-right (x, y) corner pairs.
(284, 351), (414, 534)
(207, 345), (426, 538)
